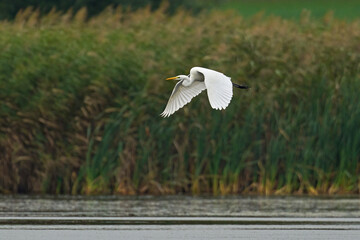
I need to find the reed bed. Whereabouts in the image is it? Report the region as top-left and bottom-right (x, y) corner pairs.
(0, 6), (360, 195)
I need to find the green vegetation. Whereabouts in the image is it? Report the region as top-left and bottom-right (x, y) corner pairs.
(3, 0), (360, 21)
(219, 0), (360, 19)
(0, 6), (360, 195)
(0, 0), (210, 20)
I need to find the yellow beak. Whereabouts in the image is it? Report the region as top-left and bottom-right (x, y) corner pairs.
(166, 76), (177, 80)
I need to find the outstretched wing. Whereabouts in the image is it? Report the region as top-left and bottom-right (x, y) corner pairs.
(161, 80), (206, 117)
(192, 67), (233, 110)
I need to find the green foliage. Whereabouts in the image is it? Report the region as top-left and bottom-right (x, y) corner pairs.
(0, 7), (359, 195)
(0, 0), (212, 20)
(219, 0), (360, 20)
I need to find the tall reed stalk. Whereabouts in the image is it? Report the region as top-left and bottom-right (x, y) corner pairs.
(0, 6), (359, 194)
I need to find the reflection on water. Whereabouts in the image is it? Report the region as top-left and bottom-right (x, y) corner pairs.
(0, 195), (359, 240)
(0, 195), (359, 218)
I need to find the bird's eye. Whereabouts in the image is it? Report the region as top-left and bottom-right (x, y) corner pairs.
(187, 75), (190, 77)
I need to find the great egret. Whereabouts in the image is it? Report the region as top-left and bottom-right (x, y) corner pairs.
(161, 67), (249, 117)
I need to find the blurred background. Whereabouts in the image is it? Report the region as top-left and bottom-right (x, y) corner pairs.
(0, 0), (359, 195)
(2, 0), (360, 20)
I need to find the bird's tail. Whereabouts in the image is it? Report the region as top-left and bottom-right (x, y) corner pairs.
(233, 83), (250, 89)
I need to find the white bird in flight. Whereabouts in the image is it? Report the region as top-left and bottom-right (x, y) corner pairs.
(161, 67), (249, 117)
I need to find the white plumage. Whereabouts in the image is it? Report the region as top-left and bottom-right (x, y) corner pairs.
(161, 67), (238, 117)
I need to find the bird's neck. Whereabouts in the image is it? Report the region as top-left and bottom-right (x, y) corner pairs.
(182, 76), (192, 87)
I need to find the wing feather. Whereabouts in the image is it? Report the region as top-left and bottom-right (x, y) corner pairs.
(161, 80), (206, 117)
(191, 67), (233, 110)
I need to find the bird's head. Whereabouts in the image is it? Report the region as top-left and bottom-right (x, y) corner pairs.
(166, 75), (189, 81)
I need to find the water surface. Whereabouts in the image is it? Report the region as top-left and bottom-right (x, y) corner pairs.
(0, 195), (359, 239)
